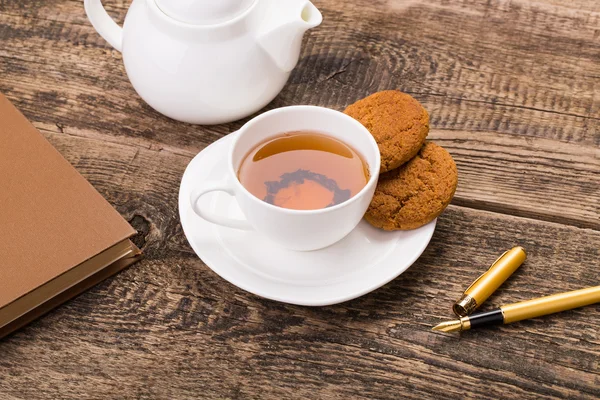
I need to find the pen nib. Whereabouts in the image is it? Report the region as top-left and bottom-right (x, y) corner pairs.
(432, 320), (463, 333)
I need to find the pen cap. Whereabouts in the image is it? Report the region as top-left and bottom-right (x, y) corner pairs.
(453, 246), (527, 317)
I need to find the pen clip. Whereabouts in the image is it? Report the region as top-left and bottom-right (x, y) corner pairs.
(463, 250), (509, 293)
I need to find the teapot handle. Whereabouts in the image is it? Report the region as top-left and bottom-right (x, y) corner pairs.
(84, 0), (123, 52)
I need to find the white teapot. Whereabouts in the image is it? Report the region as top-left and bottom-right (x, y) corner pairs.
(84, 0), (322, 124)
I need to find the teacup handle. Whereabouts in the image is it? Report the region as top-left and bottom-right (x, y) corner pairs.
(189, 182), (253, 230)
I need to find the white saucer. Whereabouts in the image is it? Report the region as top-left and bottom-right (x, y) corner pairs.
(178, 132), (436, 306)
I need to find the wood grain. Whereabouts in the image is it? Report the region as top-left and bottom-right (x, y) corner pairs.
(0, 0), (598, 228)
(0, 0), (599, 398)
(1, 128), (598, 399)
(28, 116), (600, 232)
(2, 0), (599, 147)
(430, 129), (599, 230)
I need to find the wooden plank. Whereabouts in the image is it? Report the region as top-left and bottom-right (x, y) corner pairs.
(0, 131), (598, 399)
(0, 0), (598, 152)
(32, 119), (600, 231)
(1, 0), (598, 228)
(430, 129), (600, 230)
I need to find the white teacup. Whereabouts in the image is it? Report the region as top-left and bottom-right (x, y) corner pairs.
(189, 106), (381, 251)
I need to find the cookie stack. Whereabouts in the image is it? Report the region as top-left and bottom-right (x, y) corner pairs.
(344, 91), (458, 230)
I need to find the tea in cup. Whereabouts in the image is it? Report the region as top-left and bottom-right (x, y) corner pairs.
(189, 106), (380, 251)
(239, 131), (370, 210)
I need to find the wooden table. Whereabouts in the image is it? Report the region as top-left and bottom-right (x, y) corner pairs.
(1, 0), (599, 398)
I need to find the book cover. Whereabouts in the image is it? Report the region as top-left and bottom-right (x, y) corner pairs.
(0, 93), (141, 338)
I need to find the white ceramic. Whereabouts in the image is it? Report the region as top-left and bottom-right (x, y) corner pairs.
(189, 106), (381, 251)
(84, 0), (322, 124)
(179, 131), (437, 306)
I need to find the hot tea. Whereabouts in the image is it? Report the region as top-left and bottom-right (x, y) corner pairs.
(238, 131), (369, 210)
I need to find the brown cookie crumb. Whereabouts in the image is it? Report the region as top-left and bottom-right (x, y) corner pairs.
(365, 142), (458, 230)
(344, 90), (429, 173)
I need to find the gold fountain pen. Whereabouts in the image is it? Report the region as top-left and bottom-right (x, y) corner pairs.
(433, 286), (600, 332)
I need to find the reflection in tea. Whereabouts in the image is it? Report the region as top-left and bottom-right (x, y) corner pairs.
(238, 132), (369, 210)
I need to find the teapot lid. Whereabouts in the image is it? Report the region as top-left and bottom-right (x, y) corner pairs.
(156, 0), (256, 25)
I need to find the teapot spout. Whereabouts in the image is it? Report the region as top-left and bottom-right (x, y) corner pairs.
(257, 0), (322, 72)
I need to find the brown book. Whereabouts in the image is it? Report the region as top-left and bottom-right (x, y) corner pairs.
(0, 93), (142, 339)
